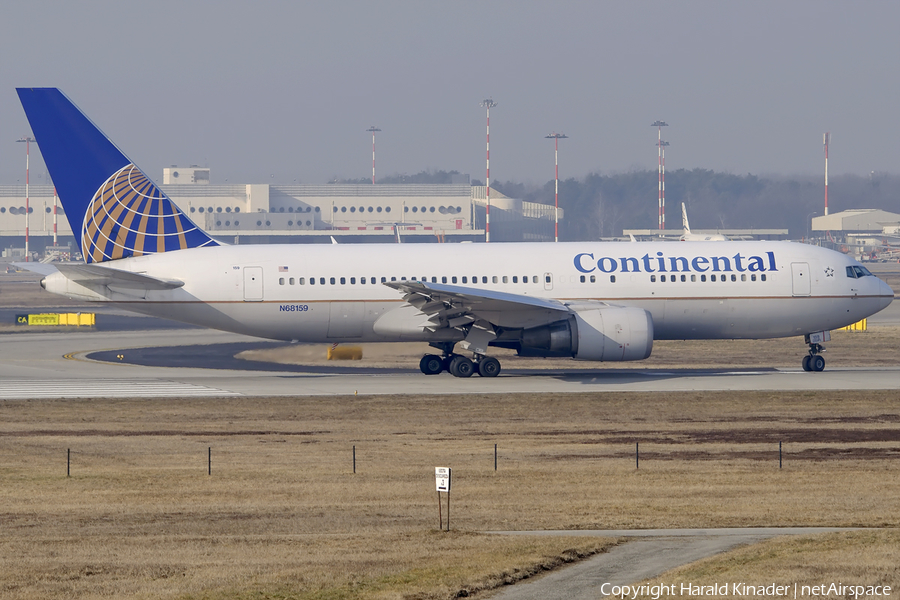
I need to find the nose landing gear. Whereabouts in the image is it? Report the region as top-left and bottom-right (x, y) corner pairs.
(802, 331), (830, 372)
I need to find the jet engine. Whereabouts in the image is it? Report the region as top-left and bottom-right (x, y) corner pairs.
(517, 305), (653, 361)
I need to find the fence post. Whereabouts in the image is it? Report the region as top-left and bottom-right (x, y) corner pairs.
(67, 448), (70, 477)
(208, 447), (211, 475)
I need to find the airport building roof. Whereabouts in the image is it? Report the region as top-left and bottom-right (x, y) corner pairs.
(812, 209), (900, 232)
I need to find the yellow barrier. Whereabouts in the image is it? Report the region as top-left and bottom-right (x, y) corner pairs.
(838, 319), (867, 332)
(327, 346), (363, 360)
(58, 313), (96, 326)
(16, 313), (96, 327)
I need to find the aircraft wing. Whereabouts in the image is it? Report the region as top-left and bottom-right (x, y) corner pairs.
(387, 280), (568, 312)
(55, 263), (185, 291)
(384, 280), (570, 331)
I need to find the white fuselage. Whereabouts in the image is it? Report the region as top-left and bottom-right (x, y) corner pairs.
(44, 240), (893, 344)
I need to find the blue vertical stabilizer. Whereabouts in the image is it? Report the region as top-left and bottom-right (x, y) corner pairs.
(17, 88), (218, 263)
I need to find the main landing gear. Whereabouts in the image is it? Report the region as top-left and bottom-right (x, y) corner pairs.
(801, 331), (830, 372)
(418, 344), (501, 378)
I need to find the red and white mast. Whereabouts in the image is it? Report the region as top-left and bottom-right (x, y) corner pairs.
(545, 133), (568, 242)
(17, 136), (35, 261)
(481, 99), (497, 243)
(367, 126), (381, 184)
(651, 121), (669, 231)
(53, 186), (58, 245)
(651, 121), (668, 230)
(823, 132), (830, 216)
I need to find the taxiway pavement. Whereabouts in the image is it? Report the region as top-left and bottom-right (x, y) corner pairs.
(487, 528), (862, 600)
(1, 327), (899, 398)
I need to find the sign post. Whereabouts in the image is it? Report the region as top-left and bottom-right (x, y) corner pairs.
(435, 467), (451, 531)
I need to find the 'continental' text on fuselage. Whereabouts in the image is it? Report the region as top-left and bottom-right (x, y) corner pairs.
(574, 251), (778, 274)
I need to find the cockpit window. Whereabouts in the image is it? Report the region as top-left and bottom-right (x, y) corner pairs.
(846, 265), (873, 279)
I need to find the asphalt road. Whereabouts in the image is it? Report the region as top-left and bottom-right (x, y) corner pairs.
(486, 528), (861, 600)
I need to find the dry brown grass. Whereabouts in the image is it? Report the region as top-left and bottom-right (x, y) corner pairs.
(1, 391), (899, 599)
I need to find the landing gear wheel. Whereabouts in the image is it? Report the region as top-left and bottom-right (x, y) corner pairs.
(802, 355), (812, 372)
(449, 355), (475, 378)
(811, 355), (825, 372)
(419, 354), (444, 375)
(477, 356), (501, 377)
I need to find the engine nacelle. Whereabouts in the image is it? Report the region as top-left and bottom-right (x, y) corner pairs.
(518, 305), (653, 361)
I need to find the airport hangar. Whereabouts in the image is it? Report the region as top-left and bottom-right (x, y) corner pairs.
(0, 167), (560, 260)
(812, 208), (900, 261)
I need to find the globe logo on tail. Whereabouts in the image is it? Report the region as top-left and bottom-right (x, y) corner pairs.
(82, 164), (217, 263)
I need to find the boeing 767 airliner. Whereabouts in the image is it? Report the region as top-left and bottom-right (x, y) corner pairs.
(16, 88), (894, 377)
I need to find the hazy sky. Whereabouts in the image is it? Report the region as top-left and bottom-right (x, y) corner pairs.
(2, 1), (898, 187)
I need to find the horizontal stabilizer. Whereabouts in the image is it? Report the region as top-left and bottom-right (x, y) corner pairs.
(55, 263), (184, 291)
(12, 262), (59, 277)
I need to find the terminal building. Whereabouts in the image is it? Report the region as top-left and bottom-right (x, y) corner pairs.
(0, 170), (559, 259)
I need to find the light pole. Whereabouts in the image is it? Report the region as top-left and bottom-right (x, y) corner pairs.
(367, 126), (381, 184)
(545, 133), (568, 242)
(16, 136), (35, 261)
(651, 121), (668, 230)
(481, 98), (497, 242)
(807, 211), (818, 243)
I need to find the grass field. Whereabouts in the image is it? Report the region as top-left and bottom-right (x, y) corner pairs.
(2, 391), (899, 599)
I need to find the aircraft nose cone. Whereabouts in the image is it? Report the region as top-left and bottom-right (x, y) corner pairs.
(880, 279), (895, 309)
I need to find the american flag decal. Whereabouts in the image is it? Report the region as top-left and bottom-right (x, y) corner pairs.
(278, 266), (289, 272)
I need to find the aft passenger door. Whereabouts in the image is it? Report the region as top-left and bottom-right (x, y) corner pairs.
(243, 266), (264, 301)
(791, 262), (810, 296)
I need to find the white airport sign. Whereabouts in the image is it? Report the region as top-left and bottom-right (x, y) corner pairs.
(435, 467), (451, 492)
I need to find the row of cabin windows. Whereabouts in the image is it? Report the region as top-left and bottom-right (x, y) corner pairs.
(279, 274), (550, 286)
(578, 273), (767, 283)
(655, 273), (763, 283)
(278, 272), (770, 286)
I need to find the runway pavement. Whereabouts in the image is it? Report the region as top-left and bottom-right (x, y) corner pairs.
(1, 326), (899, 398)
